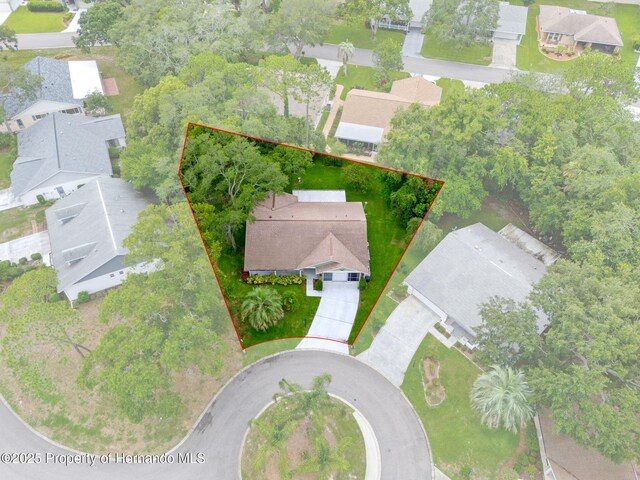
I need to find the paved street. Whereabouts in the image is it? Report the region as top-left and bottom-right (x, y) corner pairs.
(0, 350), (432, 480)
(16, 32), (77, 50)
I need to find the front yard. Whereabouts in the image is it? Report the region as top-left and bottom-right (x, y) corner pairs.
(421, 33), (493, 66)
(4, 6), (68, 34)
(334, 64), (410, 100)
(516, 1), (640, 73)
(324, 20), (406, 50)
(0, 134), (16, 190)
(0, 203), (51, 243)
(402, 334), (521, 479)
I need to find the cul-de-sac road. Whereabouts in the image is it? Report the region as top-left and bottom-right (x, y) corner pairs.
(0, 350), (432, 480)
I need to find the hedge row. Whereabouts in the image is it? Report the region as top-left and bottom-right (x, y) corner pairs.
(245, 274), (304, 286)
(28, 1), (66, 12)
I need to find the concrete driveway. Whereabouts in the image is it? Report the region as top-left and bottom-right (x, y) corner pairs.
(0, 350), (433, 480)
(490, 39), (519, 69)
(358, 295), (439, 386)
(0, 232), (51, 266)
(304, 281), (359, 342)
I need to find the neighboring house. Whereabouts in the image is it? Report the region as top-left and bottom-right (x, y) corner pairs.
(404, 223), (557, 348)
(244, 190), (370, 282)
(492, 1), (528, 45)
(3, 57), (105, 132)
(335, 76), (442, 152)
(10, 112), (125, 206)
(537, 6), (623, 54)
(537, 409), (638, 480)
(45, 177), (151, 302)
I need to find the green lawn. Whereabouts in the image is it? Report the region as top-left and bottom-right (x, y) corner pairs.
(0, 134), (17, 190)
(421, 32), (492, 66)
(215, 253), (321, 348)
(4, 6), (67, 34)
(2, 47), (146, 123)
(0, 203), (52, 244)
(516, 1), (640, 72)
(324, 20), (406, 50)
(402, 335), (519, 479)
(435, 78), (465, 101)
(334, 64), (410, 100)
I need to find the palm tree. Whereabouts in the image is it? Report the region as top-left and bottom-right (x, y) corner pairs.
(250, 407), (298, 472)
(241, 287), (284, 331)
(277, 373), (333, 418)
(292, 436), (351, 479)
(470, 365), (534, 433)
(337, 40), (355, 76)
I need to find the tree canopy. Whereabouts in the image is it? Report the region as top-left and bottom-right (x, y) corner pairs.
(423, 0), (499, 47)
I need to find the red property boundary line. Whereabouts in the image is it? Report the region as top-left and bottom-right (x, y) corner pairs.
(177, 122), (445, 351)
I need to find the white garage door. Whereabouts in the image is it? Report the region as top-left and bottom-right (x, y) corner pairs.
(328, 272), (349, 282)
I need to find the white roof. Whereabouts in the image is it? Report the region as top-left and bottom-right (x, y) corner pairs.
(292, 190), (347, 202)
(68, 61), (104, 99)
(335, 122), (384, 144)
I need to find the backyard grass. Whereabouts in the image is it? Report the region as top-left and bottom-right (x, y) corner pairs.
(0, 203), (51, 243)
(1, 47), (146, 123)
(402, 334), (519, 479)
(4, 6), (67, 34)
(0, 134), (16, 189)
(516, 2), (640, 73)
(421, 32), (492, 66)
(324, 20), (406, 50)
(334, 64), (410, 100)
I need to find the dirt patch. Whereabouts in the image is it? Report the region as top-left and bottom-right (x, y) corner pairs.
(421, 357), (446, 407)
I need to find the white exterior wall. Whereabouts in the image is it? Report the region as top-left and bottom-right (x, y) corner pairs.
(1, 100), (84, 133)
(405, 284), (448, 322)
(18, 174), (109, 206)
(64, 261), (157, 301)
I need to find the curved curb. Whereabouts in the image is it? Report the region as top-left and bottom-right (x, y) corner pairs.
(237, 392), (382, 480)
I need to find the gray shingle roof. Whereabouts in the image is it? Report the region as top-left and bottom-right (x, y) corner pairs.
(45, 177), (149, 293)
(4, 57), (84, 119)
(494, 2), (528, 35)
(405, 223), (548, 338)
(11, 112), (123, 196)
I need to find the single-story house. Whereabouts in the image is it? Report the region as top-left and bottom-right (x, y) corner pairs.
(537, 409), (638, 480)
(404, 223), (557, 348)
(10, 112), (125, 206)
(492, 2), (528, 45)
(45, 177), (152, 302)
(538, 6), (623, 54)
(2, 57), (105, 132)
(244, 190), (370, 282)
(335, 76), (442, 152)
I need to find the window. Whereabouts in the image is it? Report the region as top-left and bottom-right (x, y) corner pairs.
(547, 32), (561, 42)
(348, 273), (359, 282)
(31, 113), (48, 121)
(119, 271), (124, 275)
(109, 273), (115, 278)
(16, 119), (24, 128)
(61, 107), (82, 114)
(324, 273), (333, 281)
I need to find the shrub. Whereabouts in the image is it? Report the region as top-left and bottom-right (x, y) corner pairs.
(245, 273), (304, 286)
(35, 210), (45, 224)
(62, 11), (74, 22)
(358, 277), (367, 290)
(48, 293), (62, 303)
(314, 279), (323, 291)
(76, 291), (91, 304)
(36, 194), (46, 205)
(282, 291), (297, 312)
(28, 1), (66, 12)
(18, 257), (27, 265)
(30, 252), (42, 261)
(0, 132), (13, 149)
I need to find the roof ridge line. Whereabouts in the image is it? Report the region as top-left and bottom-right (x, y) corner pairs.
(95, 178), (118, 251)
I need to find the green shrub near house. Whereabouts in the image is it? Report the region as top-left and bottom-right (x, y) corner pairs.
(245, 273), (304, 286)
(27, 1), (66, 12)
(76, 291), (91, 304)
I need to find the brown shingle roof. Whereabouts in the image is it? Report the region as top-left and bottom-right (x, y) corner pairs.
(244, 193), (369, 274)
(538, 5), (623, 46)
(538, 409), (637, 480)
(339, 77), (442, 135)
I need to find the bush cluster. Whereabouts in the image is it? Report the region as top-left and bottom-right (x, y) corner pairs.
(28, 1), (66, 12)
(245, 273), (304, 286)
(76, 291), (91, 304)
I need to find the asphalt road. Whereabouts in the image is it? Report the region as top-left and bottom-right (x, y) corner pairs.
(0, 350), (432, 480)
(16, 33), (77, 50)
